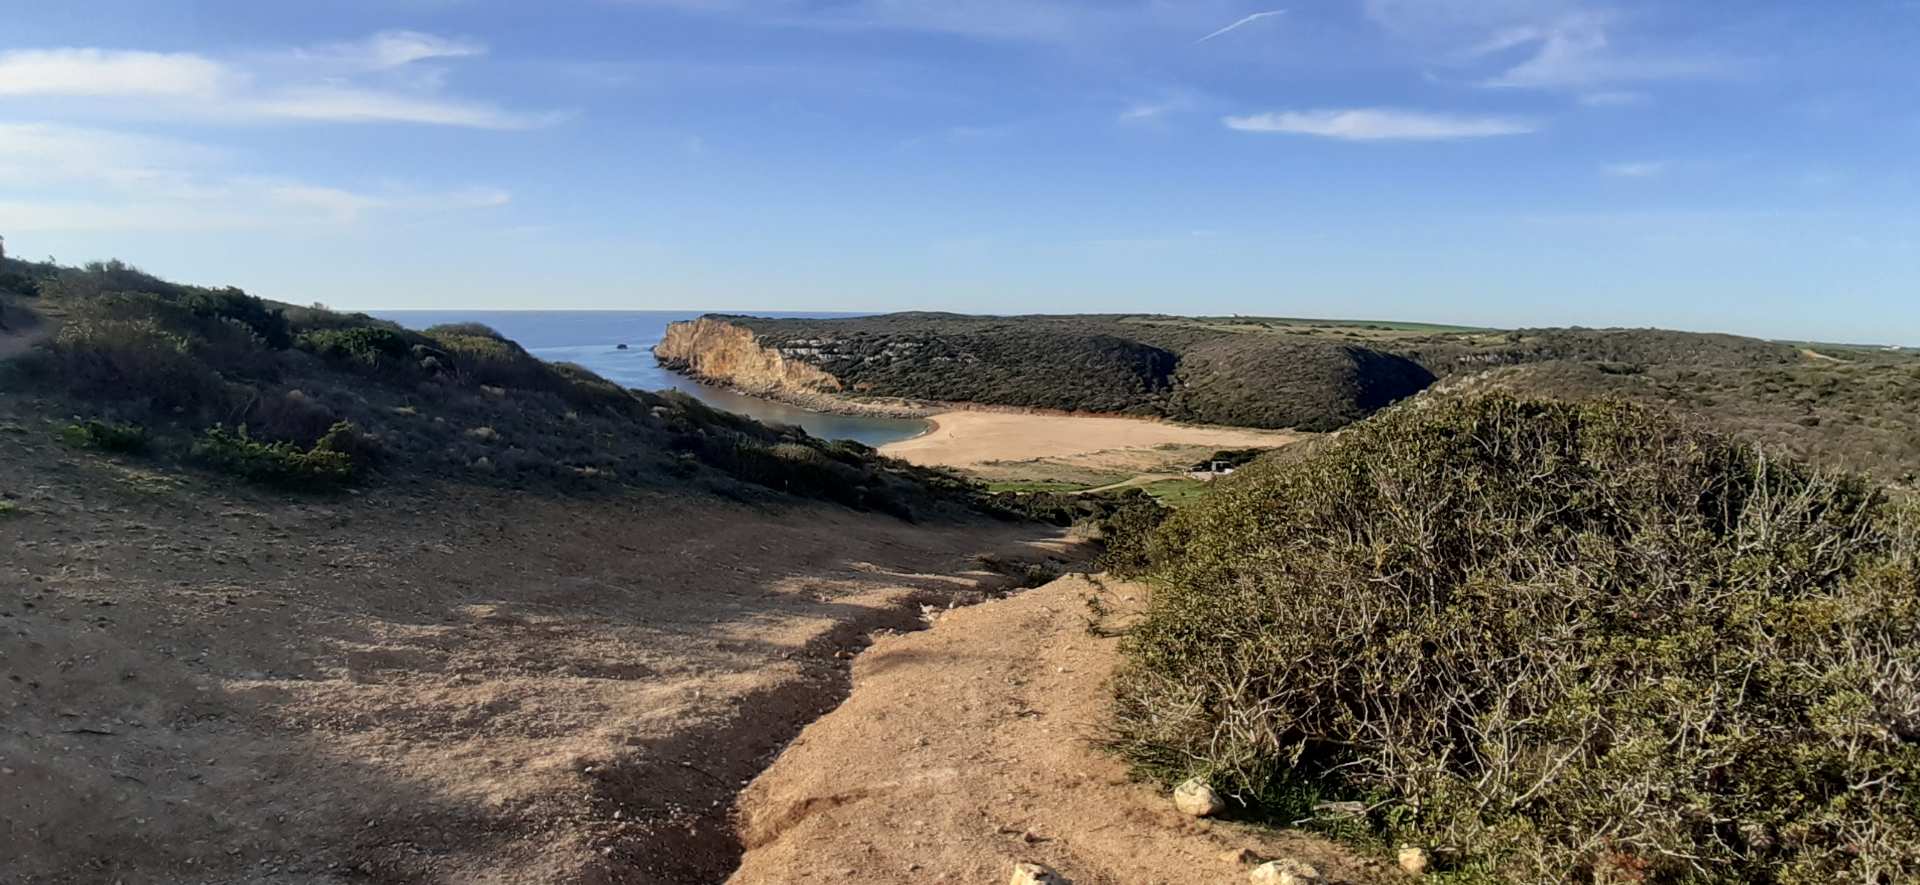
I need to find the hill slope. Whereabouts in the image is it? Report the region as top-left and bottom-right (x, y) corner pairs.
(660, 312), (1920, 483)
(658, 313), (1436, 432)
(0, 258), (997, 520)
(0, 257), (1088, 884)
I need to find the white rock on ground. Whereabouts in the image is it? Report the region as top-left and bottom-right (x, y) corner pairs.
(1172, 777), (1226, 817)
(1010, 861), (1070, 884)
(1398, 845), (1431, 876)
(1250, 858), (1324, 885)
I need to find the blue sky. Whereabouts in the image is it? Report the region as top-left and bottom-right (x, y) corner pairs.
(1, 0), (1916, 344)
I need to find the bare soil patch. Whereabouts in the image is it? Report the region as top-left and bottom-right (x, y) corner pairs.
(0, 402), (1075, 884)
(729, 575), (1396, 885)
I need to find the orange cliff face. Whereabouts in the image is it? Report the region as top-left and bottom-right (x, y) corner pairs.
(653, 318), (844, 398)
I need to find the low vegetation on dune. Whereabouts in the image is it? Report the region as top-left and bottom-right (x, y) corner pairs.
(1109, 394), (1920, 882)
(0, 258), (984, 518)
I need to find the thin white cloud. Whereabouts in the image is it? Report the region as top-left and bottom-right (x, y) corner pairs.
(1195, 9), (1286, 44)
(0, 122), (509, 232)
(1602, 161), (1665, 178)
(1364, 2), (1727, 92)
(0, 48), (229, 97)
(1485, 19), (1727, 89)
(1224, 108), (1537, 140)
(0, 34), (554, 129)
(288, 30), (486, 72)
(1120, 101), (1176, 122)
(246, 87), (563, 130)
(0, 123), (224, 187)
(614, 0), (1120, 43)
(1579, 90), (1649, 107)
(1118, 91), (1198, 124)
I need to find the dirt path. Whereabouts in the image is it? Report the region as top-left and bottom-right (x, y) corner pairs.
(0, 403), (1078, 884)
(729, 575), (1397, 885)
(879, 411), (1295, 472)
(0, 318), (50, 361)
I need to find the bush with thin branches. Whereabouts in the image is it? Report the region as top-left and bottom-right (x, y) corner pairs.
(1111, 394), (1920, 882)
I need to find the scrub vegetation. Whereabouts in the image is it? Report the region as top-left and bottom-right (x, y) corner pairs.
(1108, 394), (1920, 882)
(717, 313), (1438, 432)
(0, 257), (994, 520)
(698, 313), (1920, 486)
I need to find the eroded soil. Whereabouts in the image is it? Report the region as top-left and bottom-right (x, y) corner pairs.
(0, 397), (1073, 884)
(730, 575), (1395, 885)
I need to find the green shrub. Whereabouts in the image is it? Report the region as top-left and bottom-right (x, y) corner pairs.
(1111, 394), (1920, 882)
(428, 332), (556, 391)
(723, 440), (864, 502)
(191, 421), (362, 490)
(0, 272), (40, 297)
(62, 420), (149, 454)
(48, 317), (230, 413)
(295, 327), (416, 367)
(423, 322), (508, 341)
(180, 287), (291, 349)
(549, 361), (638, 414)
(1093, 497), (1168, 574)
(51, 260), (180, 300)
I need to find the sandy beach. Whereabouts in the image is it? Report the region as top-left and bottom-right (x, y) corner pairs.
(878, 410), (1298, 470)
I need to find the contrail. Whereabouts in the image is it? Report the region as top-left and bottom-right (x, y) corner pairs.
(1195, 9), (1287, 44)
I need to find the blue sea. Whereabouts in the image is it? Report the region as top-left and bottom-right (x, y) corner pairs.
(371, 311), (929, 447)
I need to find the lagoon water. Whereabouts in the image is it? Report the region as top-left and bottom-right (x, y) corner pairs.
(373, 311), (929, 447)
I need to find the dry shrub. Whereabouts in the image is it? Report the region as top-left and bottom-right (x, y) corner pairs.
(47, 317), (230, 413)
(1111, 394), (1920, 882)
(429, 332), (551, 390)
(246, 389), (339, 444)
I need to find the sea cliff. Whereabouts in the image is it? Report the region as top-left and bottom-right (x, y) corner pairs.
(654, 317), (931, 417)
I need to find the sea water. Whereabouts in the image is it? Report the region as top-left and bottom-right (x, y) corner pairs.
(372, 311), (928, 447)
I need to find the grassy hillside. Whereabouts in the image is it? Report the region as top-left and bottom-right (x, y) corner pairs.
(715, 313), (1437, 432)
(683, 313), (1920, 484)
(0, 259), (987, 520)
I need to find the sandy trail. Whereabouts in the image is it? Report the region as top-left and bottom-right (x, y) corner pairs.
(0, 401), (1075, 884)
(730, 574), (1396, 884)
(879, 411), (1296, 471)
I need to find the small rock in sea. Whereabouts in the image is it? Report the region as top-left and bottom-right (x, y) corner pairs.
(1249, 859), (1323, 885)
(1172, 778), (1225, 817)
(1010, 861), (1070, 884)
(1398, 845), (1431, 876)
(1221, 847), (1264, 866)
(615, 344), (629, 350)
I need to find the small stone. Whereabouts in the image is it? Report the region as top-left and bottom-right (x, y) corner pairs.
(1172, 778), (1225, 818)
(1010, 861), (1070, 884)
(1221, 847), (1263, 866)
(1398, 845), (1431, 876)
(1249, 859), (1323, 885)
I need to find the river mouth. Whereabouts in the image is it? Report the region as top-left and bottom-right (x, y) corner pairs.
(645, 370), (930, 448)
(372, 311), (931, 447)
